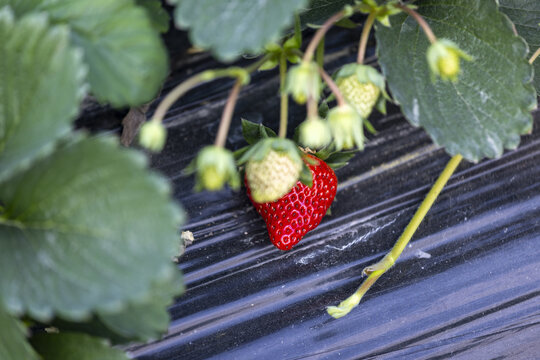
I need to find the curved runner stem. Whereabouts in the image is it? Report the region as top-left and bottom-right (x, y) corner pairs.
(327, 154), (463, 318)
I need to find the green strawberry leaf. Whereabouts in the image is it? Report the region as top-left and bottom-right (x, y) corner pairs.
(0, 305), (38, 360)
(376, 0), (537, 162)
(0, 135), (184, 322)
(241, 118), (277, 145)
(135, 0), (170, 33)
(97, 272), (183, 342)
(1, 0), (168, 107)
(0, 8), (85, 183)
(499, 0), (540, 95)
(31, 332), (128, 360)
(169, 0), (308, 61)
(52, 271), (182, 344)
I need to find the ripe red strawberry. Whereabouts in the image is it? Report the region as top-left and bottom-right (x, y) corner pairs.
(246, 154), (337, 250)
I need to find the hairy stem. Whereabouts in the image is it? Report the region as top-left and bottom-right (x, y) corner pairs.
(151, 74), (204, 124)
(357, 11), (377, 64)
(396, 3), (437, 44)
(152, 55), (269, 124)
(529, 47), (540, 65)
(307, 96), (318, 119)
(245, 54), (272, 73)
(215, 80), (242, 148)
(279, 52), (289, 138)
(327, 154), (463, 318)
(318, 66), (346, 106)
(303, 10), (344, 63)
(316, 37), (325, 68)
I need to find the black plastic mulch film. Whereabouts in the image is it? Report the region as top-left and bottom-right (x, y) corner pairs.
(123, 26), (540, 360)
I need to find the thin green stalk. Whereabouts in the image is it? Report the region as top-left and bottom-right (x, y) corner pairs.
(357, 11), (376, 64)
(307, 96), (318, 119)
(318, 66), (346, 106)
(151, 73), (205, 124)
(529, 47), (540, 64)
(316, 37), (325, 68)
(245, 54), (272, 73)
(396, 3), (437, 44)
(152, 55), (270, 125)
(327, 154), (463, 319)
(279, 52), (288, 138)
(303, 10), (345, 63)
(215, 79), (243, 147)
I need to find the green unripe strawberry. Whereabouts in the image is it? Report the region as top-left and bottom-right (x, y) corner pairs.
(186, 145), (240, 192)
(285, 61), (321, 104)
(139, 120), (166, 152)
(335, 64), (390, 120)
(327, 104), (364, 151)
(427, 39), (472, 82)
(337, 75), (381, 119)
(246, 149), (302, 203)
(298, 116), (332, 149)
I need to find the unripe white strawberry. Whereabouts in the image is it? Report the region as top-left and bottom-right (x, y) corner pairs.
(246, 149), (302, 203)
(335, 64), (389, 120)
(139, 120), (166, 152)
(298, 116), (331, 149)
(337, 75), (381, 119)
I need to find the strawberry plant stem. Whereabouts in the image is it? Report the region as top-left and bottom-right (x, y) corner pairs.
(316, 37), (325, 68)
(307, 96), (318, 119)
(303, 10), (345, 63)
(327, 154), (463, 318)
(279, 51), (288, 138)
(396, 3), (437, 44)
(152, 73), (205, 124)
(318, 67), (346, 106)
(529, 47), (540, 64)
(215, 80), (242, 147)
(152, 56), (270, 125)
(357, 11), (376, 64)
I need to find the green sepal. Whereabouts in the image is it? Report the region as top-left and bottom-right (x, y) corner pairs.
(334, 17), (358, 29)
(284, 13), (302, 51)
(323, 149), (358, 169)
(238, 138), (302, 168)
(185, 146), (240, 191)
(355, 0), (402, 27)
(318, 99), (330, 118)
(259, 56), (279, 71)
(299, 162), (313, 187)
(336, 64), (386, 91)
(364, 118), (378, 134)
(313, 144), (358, 170)
(286, 53), (302, 64)
(241, 118), (277, 145)
(375, 94), (387, 115)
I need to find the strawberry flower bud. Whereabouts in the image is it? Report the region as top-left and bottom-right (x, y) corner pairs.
(298, 116), (332, 149)
(285, 61), (321, 104)
(139, 120), (167, 152)
(427, 39), (472, 82)
(194, 146), (240, 191)
(328, 104), (364, 151)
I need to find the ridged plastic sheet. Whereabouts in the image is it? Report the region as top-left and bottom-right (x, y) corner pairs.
(126, 28), (540, 360)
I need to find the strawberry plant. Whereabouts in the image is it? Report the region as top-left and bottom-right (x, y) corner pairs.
(1, 0), (539, 358)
